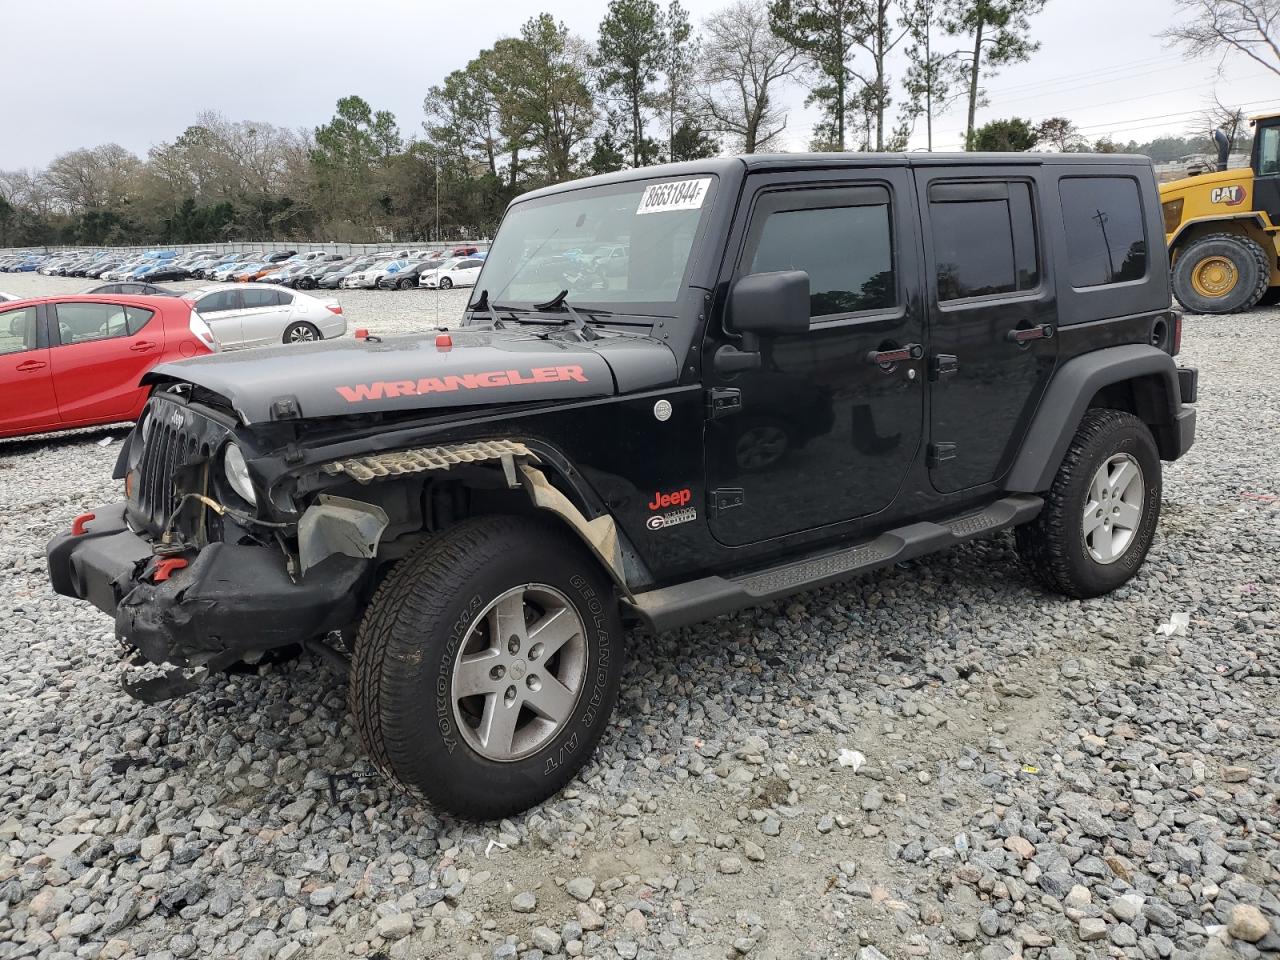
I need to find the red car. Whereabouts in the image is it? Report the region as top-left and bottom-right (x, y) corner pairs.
(0, 295), (217, 439)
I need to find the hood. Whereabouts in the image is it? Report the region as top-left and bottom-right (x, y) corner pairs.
(1159, 166), (1253, 200)
(143, 326), (678, 424)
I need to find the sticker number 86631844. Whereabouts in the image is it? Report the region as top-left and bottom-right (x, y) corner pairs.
(636, 178), (712, 215)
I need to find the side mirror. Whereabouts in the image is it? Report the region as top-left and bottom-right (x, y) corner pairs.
(729, 270), (811, 336)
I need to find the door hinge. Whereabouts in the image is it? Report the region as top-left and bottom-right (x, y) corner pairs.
(929, 354), (959, 381)
(706, 387), (742, 419)
(928, 442), (957, 467)
(710, 488), (745, 515)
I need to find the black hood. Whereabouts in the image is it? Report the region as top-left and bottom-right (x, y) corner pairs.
(143, 327), (678, 424)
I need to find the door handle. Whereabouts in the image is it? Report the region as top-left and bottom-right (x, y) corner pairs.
(15, 359), (47, 372)
(129, 341), (157, 352)
(1005, 324), (1055, 344)
(866, 343), (923, 367)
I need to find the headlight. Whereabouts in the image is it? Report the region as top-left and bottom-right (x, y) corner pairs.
(223, 443), (257, 505)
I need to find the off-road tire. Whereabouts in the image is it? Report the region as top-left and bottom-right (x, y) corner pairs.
(1171, 233), (1270, 314)
(348, 515), (623, 819)
(1015, 409), (1161, 599)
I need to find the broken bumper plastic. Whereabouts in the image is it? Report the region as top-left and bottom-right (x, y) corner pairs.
(46, 501), (369, 667)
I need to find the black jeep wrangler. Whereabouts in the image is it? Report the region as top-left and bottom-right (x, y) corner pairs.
(48, 154), (1198, 818)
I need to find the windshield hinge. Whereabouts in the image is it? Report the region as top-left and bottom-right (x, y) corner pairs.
(706, 387), (742, 420)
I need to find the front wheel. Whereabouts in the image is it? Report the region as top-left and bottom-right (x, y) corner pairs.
(1016, 409), (1161, 599)
(396, 277), (412, 290)
(1171, 233), (1270, 314)
(348, 516), (623, 819)
(438, 276), (453, 289)
(283, 321), (321, 344)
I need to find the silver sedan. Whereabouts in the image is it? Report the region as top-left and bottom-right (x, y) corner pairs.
(183, 285), (347, 349)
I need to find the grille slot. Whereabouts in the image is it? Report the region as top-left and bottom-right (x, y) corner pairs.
(134, 401), (207, 534)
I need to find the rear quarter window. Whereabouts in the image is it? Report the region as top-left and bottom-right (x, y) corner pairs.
(1059, 176), (1148, 287)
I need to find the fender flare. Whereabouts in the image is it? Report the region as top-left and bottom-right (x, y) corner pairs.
(1168, 212), (1273, 250)
(1005, 345), (1183, 493)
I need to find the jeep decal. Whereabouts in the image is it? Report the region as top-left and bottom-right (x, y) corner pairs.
(336, 365), (589, 402)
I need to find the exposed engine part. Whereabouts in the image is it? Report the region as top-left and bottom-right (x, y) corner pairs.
(298, 495), (390, 574)
(322, 439), (537, 484)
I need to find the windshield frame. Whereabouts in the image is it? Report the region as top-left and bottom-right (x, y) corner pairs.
(468, 172), (721, 320)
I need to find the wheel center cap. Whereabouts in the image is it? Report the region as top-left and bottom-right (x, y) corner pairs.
(510, 659), (527, 681)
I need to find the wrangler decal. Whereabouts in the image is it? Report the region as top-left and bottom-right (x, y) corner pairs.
(336, 365), (589, 402)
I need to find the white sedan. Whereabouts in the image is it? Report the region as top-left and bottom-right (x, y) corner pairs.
(0, 292), (19, 302)
(183, 285), (346, 349)
(419, 257), (484, 289)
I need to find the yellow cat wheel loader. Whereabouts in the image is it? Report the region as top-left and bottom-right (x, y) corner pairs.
(1160, 111), (1280, 314)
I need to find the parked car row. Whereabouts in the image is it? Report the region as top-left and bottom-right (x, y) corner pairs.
(0, 246), (488, 293)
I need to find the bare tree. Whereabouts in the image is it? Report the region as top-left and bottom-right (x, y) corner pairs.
(43, 144), (140, 212)
(1163, 0), (1280, 77)
(701, 0), (801, 152)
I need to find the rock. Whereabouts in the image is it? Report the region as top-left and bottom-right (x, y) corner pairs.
(1078, 917), (1106, 941)
(531, 926), (562, 953)
(719, 856), (743, 874)
(576, 904), (604, 930)
(1063, 885), (1091, 909)
(743, 840), (766, 862)
(1109, 893), (1144, 923)
(1228, 905), (1270, 942)
(862, 789), (884, 812)
(565, 877), (595, 902)
(280, 797), (314, 823)
(1221, 766), (1250, 783)
(1004, 836), (1035, 860)
(511, 891), (537, 913)
(377, 913), (413, 940)
(953, 920), (979, 942)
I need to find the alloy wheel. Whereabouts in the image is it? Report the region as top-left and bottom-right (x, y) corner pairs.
(1083, 453), (1144, 564)
(450, 583), (588, 762)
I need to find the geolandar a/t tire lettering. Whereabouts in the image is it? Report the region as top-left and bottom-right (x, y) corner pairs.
(347, 515), (623, 820)
(1015, 408), (1162, 599)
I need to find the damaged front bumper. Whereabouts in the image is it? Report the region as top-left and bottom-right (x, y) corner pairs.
(46, 501), (370, 669)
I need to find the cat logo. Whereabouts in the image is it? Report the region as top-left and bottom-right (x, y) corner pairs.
(1210, 185), (1245, 206)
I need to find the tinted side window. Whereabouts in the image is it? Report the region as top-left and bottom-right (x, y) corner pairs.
(197, 290), (239, 313)
(1059, 176), (1148, 287)
(747, 199), (896, 318)
(54, 303), (131, 344)
(241, 289), (285, 309)
(0, 306), (38, 356)
(929, 182), (1039, 301)
(125, 307), (154, 335)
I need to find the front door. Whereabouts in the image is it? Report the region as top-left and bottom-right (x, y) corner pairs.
(705, 169), (925, 546)
(1252, 119), (1280, 226)
(914, 170), (1058, 493)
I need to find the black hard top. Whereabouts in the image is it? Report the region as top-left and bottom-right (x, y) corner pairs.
(517, 152), (1155, 203)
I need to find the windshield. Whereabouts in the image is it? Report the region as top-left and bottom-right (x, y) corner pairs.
(476, 175), (716, 315)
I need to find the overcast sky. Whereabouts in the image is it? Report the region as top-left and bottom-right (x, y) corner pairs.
(1, 0), (1273, 169)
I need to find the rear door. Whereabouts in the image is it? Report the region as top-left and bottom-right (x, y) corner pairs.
(704, 167), (926, 546)
(915, 167), (1057, 493)
(239, 288), (292, 346)
(48, 301), (164, 422)
(193, 289), (245, 348)
(0, 304), (59, 435)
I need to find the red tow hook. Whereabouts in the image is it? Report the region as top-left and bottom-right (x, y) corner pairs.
(152, 557), (189, 582)
(71, 513), (96, 536)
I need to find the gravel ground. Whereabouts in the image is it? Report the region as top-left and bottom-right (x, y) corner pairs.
(0, 273), (1277, 960)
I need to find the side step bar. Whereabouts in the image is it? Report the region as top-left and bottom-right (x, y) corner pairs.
(625, 494), (1043, 633)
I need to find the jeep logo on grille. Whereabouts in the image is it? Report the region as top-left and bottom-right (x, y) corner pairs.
(166, 408), (185, 430)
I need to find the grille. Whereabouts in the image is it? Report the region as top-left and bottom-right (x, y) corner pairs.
(134, 400), (206, 534)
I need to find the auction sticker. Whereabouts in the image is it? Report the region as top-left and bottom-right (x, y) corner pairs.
(636, 178), (712, 215)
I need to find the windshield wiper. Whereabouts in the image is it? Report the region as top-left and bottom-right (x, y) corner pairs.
(532, 289), (607, 340)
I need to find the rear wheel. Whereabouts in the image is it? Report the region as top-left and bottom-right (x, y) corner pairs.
(1016, 409), (1161, 599)
(283, 321), (321, 344)
(1171, 233), (1270, 314)
(348, 516), (623, 818)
